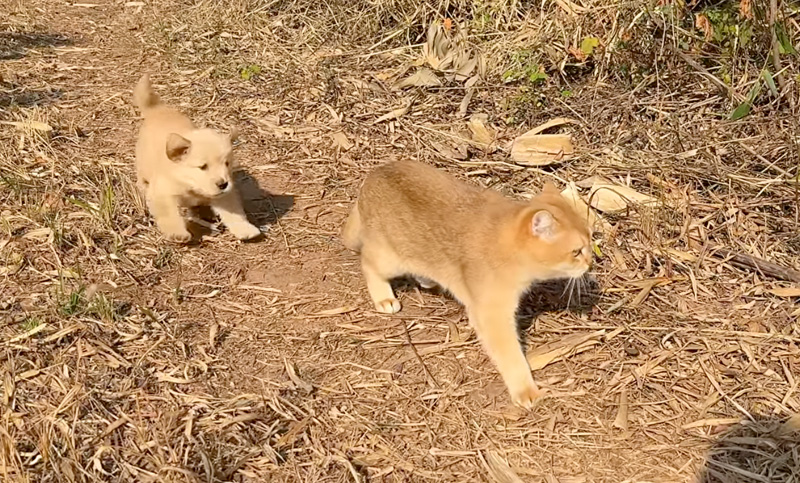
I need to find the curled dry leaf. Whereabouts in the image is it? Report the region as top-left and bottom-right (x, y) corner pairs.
(330, 131), (353, 151)
(695, 13), (714, 41)
(588, 179), (657, 213)
(481, 451), (524, 483)
(510, 118), (578, 166)
(391, 67), (442, 90)
(373, 103), (411, 125)
(561, 183), (609, 233)
(468, 113), (495, 150)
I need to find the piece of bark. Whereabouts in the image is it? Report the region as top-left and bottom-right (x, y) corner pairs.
(712, 246), (800, 283)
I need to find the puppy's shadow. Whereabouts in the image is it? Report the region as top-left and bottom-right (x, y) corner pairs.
(189, 169), (293, 241)
(234, 169), (294, 226)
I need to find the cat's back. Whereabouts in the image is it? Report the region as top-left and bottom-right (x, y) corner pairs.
(360, 160), (485, 210)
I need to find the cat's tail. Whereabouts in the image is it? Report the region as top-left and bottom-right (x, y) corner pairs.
(341, 203), (363, 252)
(133, 74), (161, 113)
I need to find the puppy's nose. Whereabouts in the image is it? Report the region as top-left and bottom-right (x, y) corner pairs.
(217, 180), (229, 191)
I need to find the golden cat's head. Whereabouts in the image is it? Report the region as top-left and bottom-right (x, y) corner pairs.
(165, 127), (239, 199)
(515, 182), (593, 280)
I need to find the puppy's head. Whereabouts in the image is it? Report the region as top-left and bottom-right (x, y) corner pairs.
(166, 127), (239, 198)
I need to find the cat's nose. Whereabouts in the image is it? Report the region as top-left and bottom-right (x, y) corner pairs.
(217, 180), (229, 191)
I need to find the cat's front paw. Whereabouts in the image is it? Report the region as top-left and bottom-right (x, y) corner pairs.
(374, 298), (401, 314)
(228, 221), (262, 240)
(509, 380), (545, 409)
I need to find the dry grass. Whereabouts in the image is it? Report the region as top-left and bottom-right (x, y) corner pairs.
(2, 0), (800, 481)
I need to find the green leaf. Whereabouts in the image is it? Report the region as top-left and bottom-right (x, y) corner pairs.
(730, 102), (751, 120)
(762, 70), (778, 96)
(580, 37), (600, 56)
(746, 80), (761, 103)
(776, 23), (797, 54)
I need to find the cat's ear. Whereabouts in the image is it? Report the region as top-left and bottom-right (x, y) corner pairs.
(531, 209), (556, 239)
(542, 182), (559, 195)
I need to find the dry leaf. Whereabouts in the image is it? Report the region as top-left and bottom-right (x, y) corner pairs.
(568, 46), (586, 62)
(312, 306), (358, 316)
(284, 358), (313, 393)
(510, 134), (573, 166)
(739, 0), (752, 19)
(431, 141), (467, 160)
(527, 330), (605, 370)
(560, 183), (608, 233)
(481, 451), (524, 483)
(588, 180), (656, 213)
(510, 118), (577, 166)
(612, 387), (628, 430)
(695, 13), (713, 41)
(776, 413), (800, 436)
(0, 120), (54, 133)
(373, 104), (410, 124)
(767, 286), (800, 298)
(330, 131), (353, 151)
(391, 68), (442, 90)
(468, 113), (495, 150)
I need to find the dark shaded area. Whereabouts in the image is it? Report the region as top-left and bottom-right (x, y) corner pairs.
(696, 415), (800, 482)
(0, 30), (69, 108)
(0, 30), (69, 60)
(516, 276), (599, 334)
(187, 169), (294, 241)
(235, 169), (294, 226)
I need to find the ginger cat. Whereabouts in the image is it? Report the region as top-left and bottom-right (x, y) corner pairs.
(342, 160), (592, 408)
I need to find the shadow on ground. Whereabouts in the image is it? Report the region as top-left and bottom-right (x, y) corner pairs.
(236, 169), (294, 226)
(694, 415), (800, 482)
(1, 30), (69, 108)
(516, 276), (599, 334)
(189, 169), (294, 240)
(0, 30), (69, 60)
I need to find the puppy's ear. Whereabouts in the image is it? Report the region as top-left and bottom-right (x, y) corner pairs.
(228, 127), (240, 145)
(530, 209), (556, 240)
(166, 133), (191, 161)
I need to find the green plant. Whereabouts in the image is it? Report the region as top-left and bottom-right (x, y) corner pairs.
(60, 287), (85, 316)
(20, 317), (42, 331)
(239, 64), (262, 81)
(502, 49), (548, 85)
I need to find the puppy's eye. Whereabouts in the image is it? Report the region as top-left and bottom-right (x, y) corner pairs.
(572, 248), (582, 257)
(199, 164), (208, 171)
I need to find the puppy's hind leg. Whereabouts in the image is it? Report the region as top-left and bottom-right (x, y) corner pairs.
(210, 188), (261, 240)
(149, 191), (191, 243)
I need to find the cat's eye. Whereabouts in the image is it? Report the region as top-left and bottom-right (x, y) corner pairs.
(572, 248), (582, 257)
(199, 164), (208, 171)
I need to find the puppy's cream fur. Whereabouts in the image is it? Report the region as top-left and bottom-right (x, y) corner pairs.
(342, 161), (592, 408)
(133, 74), (260, 242)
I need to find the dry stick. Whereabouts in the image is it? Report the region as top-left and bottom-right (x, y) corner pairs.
(669, 44), (744, 103)
(401, 319), (440, 389)
(711, 246), (800, 283)
(769, 0), (787, 92)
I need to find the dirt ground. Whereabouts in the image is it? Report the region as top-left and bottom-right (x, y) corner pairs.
(2, 0), (800, 482)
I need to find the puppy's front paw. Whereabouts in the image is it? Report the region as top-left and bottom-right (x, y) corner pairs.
(163, 228), (192, 244)
(228, 221), (262, 240)
(508, 379), (545, 409)
(374, 298), (401, 314)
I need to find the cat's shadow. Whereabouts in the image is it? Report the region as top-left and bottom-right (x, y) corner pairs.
(189, 169), (293, 240)
(392, 276), (599, 341)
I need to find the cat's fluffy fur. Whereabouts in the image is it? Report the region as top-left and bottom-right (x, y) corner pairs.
(133, 74), (260, 243)
(342, 160), (592, 408)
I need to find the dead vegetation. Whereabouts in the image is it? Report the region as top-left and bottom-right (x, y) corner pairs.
(1, 0), (800, 481)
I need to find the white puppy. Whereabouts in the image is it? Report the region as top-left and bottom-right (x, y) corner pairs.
(133, 74), (261, 243)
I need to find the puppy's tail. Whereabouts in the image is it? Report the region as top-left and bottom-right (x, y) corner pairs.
(133, 74), (160, 113)
(341, 202), (363, 252)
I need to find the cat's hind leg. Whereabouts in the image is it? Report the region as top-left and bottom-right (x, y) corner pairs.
(341, 203), (363, 251)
